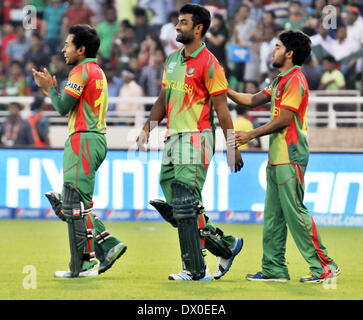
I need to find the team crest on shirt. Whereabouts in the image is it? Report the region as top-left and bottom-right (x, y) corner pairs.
(187, 67), (195, 75)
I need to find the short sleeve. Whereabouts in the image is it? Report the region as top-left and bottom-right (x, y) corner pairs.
(63, 66), (86, 99)
(262, 84), (273, 99)
(279, 77), (304, 113)
(204, 57), (227, 96)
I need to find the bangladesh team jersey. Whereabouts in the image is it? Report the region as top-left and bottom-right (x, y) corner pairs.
(262, 66), (309, 165)
(63, 58), (108, 135)
(162, 43), (227, 136)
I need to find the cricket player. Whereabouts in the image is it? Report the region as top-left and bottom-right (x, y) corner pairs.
(33, 24), (126, 278)
(227, 30), (340, 283)
(137, 4), (244, 281)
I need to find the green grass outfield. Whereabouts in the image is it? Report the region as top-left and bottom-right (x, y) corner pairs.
(1, 220), (362, 300)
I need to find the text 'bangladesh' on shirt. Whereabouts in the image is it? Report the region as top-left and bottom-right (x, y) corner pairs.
(262, 66), (310, 166)
(162, 43), (228, 136)
(64, 58), (108, 135)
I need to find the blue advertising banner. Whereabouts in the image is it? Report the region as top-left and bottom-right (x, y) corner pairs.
(227, 44), (250, 63)
(0, 149), (362, 227)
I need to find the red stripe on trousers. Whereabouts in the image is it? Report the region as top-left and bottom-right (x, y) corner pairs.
(294, 166), (331, 269)
(87, 213), (93, 253)
(198, 213), (205, 247)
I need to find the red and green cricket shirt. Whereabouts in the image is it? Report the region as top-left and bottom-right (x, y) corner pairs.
(162, 43), (227, 136)
(262, 66), (310, 166)
(62, 58), (108, 135)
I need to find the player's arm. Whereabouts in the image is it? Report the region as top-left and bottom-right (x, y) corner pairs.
(32, 68), (78, 116)
(230, 108), (294, 147)
(136, 87), (166, 151)
(227, 88), (270, 107)
(143, 87), (166, 132)
(212, 92), (244, 173)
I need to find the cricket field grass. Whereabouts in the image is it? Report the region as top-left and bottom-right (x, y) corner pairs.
(1, 220), (362, 300)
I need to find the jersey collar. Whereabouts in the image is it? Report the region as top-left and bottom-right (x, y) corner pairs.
(181, 42), (206, 61)
(277, 65), (300, 78)
(78, 58), (98, 66)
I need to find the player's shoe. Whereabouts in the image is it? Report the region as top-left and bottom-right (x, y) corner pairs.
(54, 268), (99, 278)
(213, 237), (243, 280)
(299, 267), (341, 283)
(246, 271), (289, 282)
(168, 267), (212, 281)
(98, 242), (127, 274)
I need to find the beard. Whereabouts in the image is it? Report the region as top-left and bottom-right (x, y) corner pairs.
(176, 31), (194, 45)
(272, 53), (286, 69)
(272, 60), (283, 68)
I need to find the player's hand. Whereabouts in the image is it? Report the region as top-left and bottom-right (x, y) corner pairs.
(32, 67), (53, 91)
(235, 130), (253, 147)
(136, 129), (149, 151)
(227, 147), (244, 173)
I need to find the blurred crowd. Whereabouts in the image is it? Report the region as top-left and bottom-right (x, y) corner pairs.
(1, 0), (363, 148)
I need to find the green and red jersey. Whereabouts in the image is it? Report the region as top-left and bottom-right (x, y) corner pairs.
(162, 43), (227, 136)
(262, 66), (309, 166)
(50, 58), (108, 136)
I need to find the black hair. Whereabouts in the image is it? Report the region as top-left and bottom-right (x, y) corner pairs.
(278, 30), (311, 66)
(322, 54), (336, 64)
(68, 24), (100, 58)
(133, 6), (146, 17)
(180, 4), (211, 37)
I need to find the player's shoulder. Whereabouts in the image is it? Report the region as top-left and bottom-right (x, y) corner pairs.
(166, 48), (183, 61)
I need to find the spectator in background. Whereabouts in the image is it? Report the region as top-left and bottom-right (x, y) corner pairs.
(204, 0), (228, 19)
(51, 54), (69, 92)
(226, 0), (243, 21)
(264, 0), (290, 25)
(301, 54), (322, 90)
(24, 60), (41, 95)
(231, 4), (257, 85)
(133, 6), (154, 51)
(345, 5), (363, 44)
(139, 48), (165, 98)
(138, 33), (164, 68)
(6, 24), (31, 65)
(1, 22), (18, 67)
(42, 0), (67, 55)
(103, 62), (123, 112)
(28, 97), (50, 147)
(117, 69), (144, 115)
(281, 1), (309, 30)
(24, 33), (51, 70)
(310, 19), (334, 63)
(0, 62), (7, 110)
(259, 26), (278, 80)
(4, 61), (31, 97)
(62, 0), (97, 38)
(97, 6), (120, 60)
(319, 55), (346, 90)
(261, 10), (281, 31)
(111, 22), (138, 73)
(160, 11), (182, 56)
(0, 102), (34, 147)
(114, 0), (138, 25)
(249, 0), (265, 22)
(139, 0), (167, 34)
(205, 13), (229, 74)
(330, 24), (360, 66)
(84, 0), (106, 23)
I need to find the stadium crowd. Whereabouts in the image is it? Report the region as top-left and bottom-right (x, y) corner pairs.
(0, 0), (363, 148)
